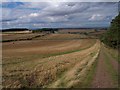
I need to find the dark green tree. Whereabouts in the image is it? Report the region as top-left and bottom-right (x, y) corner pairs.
(101, 12), (120, 48)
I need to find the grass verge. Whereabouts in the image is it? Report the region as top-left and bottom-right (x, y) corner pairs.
(73, 54), (99, 88)
(103, 44), (120, 63)
(103, 50), (118, 88)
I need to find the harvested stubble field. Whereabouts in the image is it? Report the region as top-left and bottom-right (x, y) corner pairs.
(58, 29), (95, 33)
(34, 33), (88, 40)
(2, 32), (119, 88)
(2, 33), (44, 41)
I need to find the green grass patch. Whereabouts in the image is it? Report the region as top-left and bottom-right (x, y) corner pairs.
(103, 44), (120, 63)
(103, 50), (118, 87)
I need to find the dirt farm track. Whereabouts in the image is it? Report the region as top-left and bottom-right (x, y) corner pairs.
(2, 32), (119, 88)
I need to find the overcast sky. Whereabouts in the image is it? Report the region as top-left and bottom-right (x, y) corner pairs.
(1, 1), (119, 29)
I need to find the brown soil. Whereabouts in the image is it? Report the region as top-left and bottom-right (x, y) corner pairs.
(92, 44), (117, 88)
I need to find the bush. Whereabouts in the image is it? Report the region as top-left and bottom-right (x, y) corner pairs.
(101, 12), (120, 49)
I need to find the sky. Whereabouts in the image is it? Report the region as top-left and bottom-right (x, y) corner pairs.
(1, 1), (119, 29)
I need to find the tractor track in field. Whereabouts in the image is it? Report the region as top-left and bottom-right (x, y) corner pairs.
(91, 43), (118, 88)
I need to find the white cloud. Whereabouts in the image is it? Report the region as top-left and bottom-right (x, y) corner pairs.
(29, 13), (39, 17)
(89, 14), (104, 21)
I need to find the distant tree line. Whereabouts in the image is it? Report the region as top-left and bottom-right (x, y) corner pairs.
(101, 12), (120, 49)
(32, 28), (58, 33)
(2, 28), (30, 32)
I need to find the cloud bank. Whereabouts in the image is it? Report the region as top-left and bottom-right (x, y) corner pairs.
(1, 2), (119, 29)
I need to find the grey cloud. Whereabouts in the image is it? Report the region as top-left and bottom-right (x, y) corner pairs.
(42, 2), (90, 16)
(1, 2), (119, 29)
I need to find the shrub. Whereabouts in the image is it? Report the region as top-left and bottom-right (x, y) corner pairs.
(101, 12), (120, 49)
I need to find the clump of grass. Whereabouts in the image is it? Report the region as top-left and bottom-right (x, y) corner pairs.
(73, 56), (98, 88)
(103, 44), (119, 63)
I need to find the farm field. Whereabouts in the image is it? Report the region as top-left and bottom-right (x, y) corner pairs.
(2, 33), (44, 42)
(34, 34), (88, 40)
(58, 29), (96, 33)
(2, 30), (119, 88)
